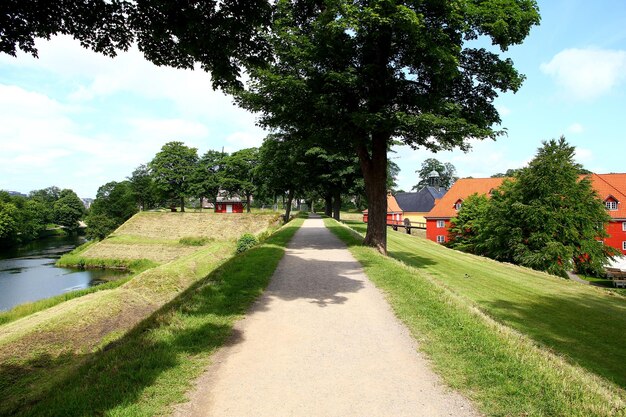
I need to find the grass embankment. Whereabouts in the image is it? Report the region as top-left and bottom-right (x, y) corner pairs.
(0, 211), (287, 416)
(326, 218), (625, 417)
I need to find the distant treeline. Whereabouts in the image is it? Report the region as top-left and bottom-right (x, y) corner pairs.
(0, 187), (85, 247)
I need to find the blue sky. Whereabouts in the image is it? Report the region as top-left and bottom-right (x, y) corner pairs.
(1, 0), (625, 198)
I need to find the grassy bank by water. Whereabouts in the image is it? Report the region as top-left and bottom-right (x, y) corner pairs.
(1, 216), (303, 417)
(326, 218), (625, 417)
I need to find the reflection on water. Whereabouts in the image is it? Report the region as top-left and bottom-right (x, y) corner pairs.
(0, 235), (127, 311)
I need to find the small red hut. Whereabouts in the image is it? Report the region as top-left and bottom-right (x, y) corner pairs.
(214, 201), (244, 213)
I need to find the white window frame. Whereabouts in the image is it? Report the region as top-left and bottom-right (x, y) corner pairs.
(437, 235), (446, 243)
(622, 221), (626, 232)
(623, 241), (626, 251)
(606, 200), (618, 210)
(436, 220), (445, 228)
(454, 201), (462, 211)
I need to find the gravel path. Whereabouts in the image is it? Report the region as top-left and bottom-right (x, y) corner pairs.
(174, 215), (479, 417)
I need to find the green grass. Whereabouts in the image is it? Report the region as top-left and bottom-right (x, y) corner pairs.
(345, 220), (626, 389)
(1, 217), (303, 417)
(326, 219), (625, 416)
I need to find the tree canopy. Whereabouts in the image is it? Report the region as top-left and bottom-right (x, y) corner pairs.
(449, 138), (617, 277)
(149, 141), (199, 212)
(412, 158), (458, 191)
(237, 0), (540, 252)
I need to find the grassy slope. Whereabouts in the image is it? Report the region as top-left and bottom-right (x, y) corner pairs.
(326, 219), (625, 416)
(3, 217), (303, 417)
(345, 220), (626, 388)
(0, 212), (285, 416)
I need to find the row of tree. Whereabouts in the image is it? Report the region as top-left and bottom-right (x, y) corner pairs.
(3, 0), (541, 253)
(86, 138), (402, 240)
(447, 138), (617, 277)
(0, 187), (85, 246)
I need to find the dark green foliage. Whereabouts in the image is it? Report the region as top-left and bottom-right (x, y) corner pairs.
(1, 1), (271, 89)
(0, 201), (18, 241)
(221, 148), (259, 213)
(128, 164), (159, 211)
(179, 236), (211, 246)
(192, 150), (226, 206)
(474, 138), (617, 277)
(85, 214), (119, 240)
(149, 141), (199, 212)
(447, 194), (489, 253)
(236, 233), (258, 253)
(236, 0), (540, 251)
(52, 189), (85, 233)
(413, 159), (458, 191)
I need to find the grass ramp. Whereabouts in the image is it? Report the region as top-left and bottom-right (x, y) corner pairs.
(0, 217), (303, 417)
(326, 218), (625, 417)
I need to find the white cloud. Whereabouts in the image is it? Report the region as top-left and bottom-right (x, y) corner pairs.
(540, 48), (626, 100)
(567, 123), (584, 134)
(574, 147), (593, 163)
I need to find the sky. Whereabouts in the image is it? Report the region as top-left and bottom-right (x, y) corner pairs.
(1, 0), (625, 198)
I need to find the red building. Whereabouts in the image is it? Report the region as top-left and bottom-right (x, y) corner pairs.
(424, 178), (504, 244)
(425, 173), (626, 255)
(362, 193), (404, 226)
(589, 173), (626, 255)
(214, 201), (244, 213)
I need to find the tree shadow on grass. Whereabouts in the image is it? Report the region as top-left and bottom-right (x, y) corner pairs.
(482, 291), (626, 389)
(0, 225), (371, 416)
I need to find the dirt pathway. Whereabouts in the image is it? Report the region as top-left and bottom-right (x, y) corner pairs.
(174, 215), (479, 417)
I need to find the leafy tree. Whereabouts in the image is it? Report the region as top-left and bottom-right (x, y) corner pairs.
(149, 141), (198, 212)
(18, 199), (48, 241)
(128, 164), (158, 211)
(85, 214), (120, 240)
(237, 0), (540, 253)
(477, 138), (617, 277)
(491, 168), (522, 178)
(222, 148), (259, 213)
(192, 150), (227, 208)
(1, 1), (271, 89)
(52, 189), (85, 233)
(256, 135), (307, 221)
(0, 201), (18, 243)
(447, 194), (490, 253)
(412, 159), (457, 191)
(90, 181), (137, 222)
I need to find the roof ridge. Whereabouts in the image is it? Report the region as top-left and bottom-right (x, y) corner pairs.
(592, 173), (626, 201)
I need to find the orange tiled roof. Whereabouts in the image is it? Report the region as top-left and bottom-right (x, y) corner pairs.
(425, 173), (626, 220)
(425, 178), (506, 219)
(588, 173), (626, 219)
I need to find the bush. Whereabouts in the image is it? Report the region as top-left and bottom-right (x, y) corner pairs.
(179, 236), (210, 246)
(236, 233), (258, 253)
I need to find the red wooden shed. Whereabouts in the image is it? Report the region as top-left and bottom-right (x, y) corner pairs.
(214, 201), (244, 213)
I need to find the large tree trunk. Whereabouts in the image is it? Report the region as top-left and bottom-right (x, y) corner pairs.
(246, 193), (251, 213)
(284, 189), (294, 222)
(357, 133), (388, 254)
(324, 193), (332, 217)
(332, 189), (341, 221)
(180, 196), (185, 212)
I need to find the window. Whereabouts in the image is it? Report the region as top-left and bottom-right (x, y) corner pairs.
(623, 222), (626, 232)
(437, 220), (445, 228)
(437, 235), (446, 243)
(606, 200), (618, 210)
(455, 202), (462, 210)
(623, 241), (626, 251)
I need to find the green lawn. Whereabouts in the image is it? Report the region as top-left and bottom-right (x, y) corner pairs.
(345, 220), (626, 389)
(1, 217), (304, 417)
(327, 219), (625, 416)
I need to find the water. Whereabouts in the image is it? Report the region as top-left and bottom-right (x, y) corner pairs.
(0, 235), (128, 311)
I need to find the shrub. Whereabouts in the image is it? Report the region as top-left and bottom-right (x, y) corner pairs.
(179, 236), (210, 246)
(236, 233), (258, 253)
